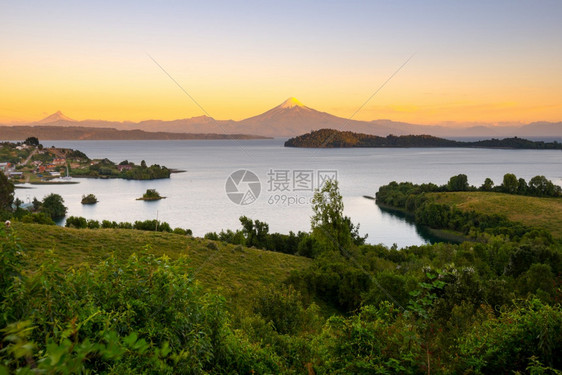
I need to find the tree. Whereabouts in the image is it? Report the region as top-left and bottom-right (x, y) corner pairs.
(517, 178), (528, 195)
(40, 194), (67, 220)
(141, 189), (161, 200)
(13, 198), (23, 210)
(310, 179), (366, 252)
(528, 175), (559, 197)
(239, 216), (269, 248)
(502, 173), (518, 194)
(0, 172), (14, 211)
(32, 197), (41, 211)
(23, 136), (39, 147)
(480, 178), (494, 191)
(448, 174), (469, 191)
(140, 160), (147, 168)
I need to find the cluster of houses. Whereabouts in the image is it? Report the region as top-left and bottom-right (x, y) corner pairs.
(0, 162), (22, 179)
(0, 157), (69, 181)
(32, 158), (67, 176)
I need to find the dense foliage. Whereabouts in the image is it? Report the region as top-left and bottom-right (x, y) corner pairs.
(0, 228), (281, 373)
(0, 172), (14, 213)
(65, 216), (191, 235)
(2, 176), (562, 373)
(38, 193), (67, 221)
(81, 193), (98, 205)
(139, 189), (163, 200)
(376, 173), (561, 205)
(285, 129), (562, 149)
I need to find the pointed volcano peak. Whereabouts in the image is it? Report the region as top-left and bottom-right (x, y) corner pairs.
(37, 111), (76, 123)
(278, 97), (306, 109)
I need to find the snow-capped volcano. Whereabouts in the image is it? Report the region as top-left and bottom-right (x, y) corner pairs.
(278, 97), (307, 109)
(36, 111), (76, 123)
(237, 97), (396, 137)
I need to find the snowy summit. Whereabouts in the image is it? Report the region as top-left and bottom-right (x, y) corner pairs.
(278, 97), (306, 109)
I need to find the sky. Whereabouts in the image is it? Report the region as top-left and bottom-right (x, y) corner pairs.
(1, 0), (561, 124)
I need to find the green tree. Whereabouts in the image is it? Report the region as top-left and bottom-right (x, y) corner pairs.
(23, 136), (39, 146)
(0, 172), (14, 211)
(502, 173), (518, 194)
(480, 178), (494, 191)
(310, 179), (364, 252)
(40, 193), (67, 220)
(239, 216), (269, 248)
(528, 175), (560, 197)
(141, 189), (161, 200)
(517, 178), (528, 194)
(448, 174), (469, 191)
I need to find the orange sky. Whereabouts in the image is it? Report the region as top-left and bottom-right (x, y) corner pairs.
(1, 1), (561, 125)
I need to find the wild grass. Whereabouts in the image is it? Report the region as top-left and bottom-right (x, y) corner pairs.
(11, 223), (312, 307)
(428, 191), (562, 239)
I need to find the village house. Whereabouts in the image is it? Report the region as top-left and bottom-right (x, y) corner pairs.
(0, 162), (12, 175)
(0, 162), (11, 170)
(117, 164), (133, 172)
(9, 171), (23, 180)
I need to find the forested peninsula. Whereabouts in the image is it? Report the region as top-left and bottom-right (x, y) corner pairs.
(285, 128), (562, 149)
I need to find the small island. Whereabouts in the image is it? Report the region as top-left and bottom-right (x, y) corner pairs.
(81, 194), (98, 205)
(136, 189), (166, 201)
(284, 129), (562, 149)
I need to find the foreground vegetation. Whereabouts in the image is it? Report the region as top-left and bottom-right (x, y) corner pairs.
(1, 178), (562, 373)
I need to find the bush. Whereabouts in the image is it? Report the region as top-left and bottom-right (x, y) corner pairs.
(20, 212), (55, 225)
(458, 299), (562, 373)
(0, 249), (280, 373)
(65, 216), (87, 228)
(206, 242), (219, 250)
(40, 193), (67, 220)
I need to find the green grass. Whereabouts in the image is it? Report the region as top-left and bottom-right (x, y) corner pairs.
(428, 191), (562, 239)
(11, 223), (312, 307)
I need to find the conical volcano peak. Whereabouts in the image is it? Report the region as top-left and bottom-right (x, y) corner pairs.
(37, 111), (76, 123)
(278, 97), (305, 109)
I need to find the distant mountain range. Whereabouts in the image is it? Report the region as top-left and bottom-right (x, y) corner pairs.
(1, 98), (561, 140)
(0, 126), (268, 141)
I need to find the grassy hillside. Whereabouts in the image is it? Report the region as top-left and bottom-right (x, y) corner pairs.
(12, 222), (312, 306)
(428, 191), (562, 239)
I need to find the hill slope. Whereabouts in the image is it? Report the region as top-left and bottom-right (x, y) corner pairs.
(428, 192), (562, 239)
(13, 223), (311, 305)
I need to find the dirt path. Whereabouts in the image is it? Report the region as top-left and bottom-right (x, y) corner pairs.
(20, 148), (37, 166)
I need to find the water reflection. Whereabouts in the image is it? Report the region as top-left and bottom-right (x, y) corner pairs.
(376, 204), (461, 245)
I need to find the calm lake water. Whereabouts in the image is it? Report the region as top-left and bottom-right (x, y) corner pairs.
(14, 139), (562, 248)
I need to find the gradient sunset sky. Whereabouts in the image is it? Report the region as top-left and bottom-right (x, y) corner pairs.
(1, 0), (561, 124)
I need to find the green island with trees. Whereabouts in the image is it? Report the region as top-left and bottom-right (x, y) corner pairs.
(285, 128), (562, 149)
(1, 172), (562, 373)
(0, 137), (172, 184)
(81, 194), (98, 205)
(136, 189), (165, 201)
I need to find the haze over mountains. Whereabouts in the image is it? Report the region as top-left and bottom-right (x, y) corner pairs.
(2, 98), (561, 140)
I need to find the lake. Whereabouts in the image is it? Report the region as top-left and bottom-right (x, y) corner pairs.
(14, 139), (562, 248)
